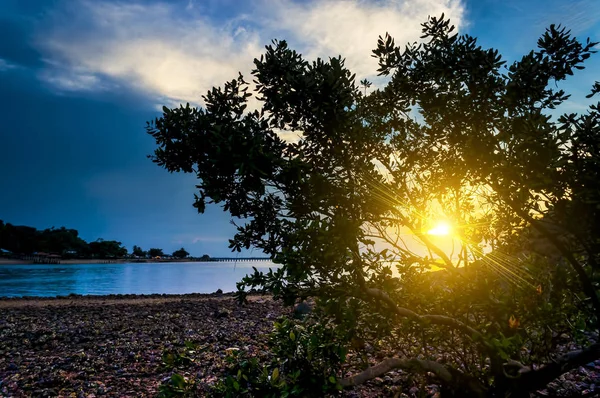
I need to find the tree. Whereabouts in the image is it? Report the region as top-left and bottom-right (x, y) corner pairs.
(199, 254), (211, 262)
(148, 248), (164, 258)
(88, 239), (128, 259)
(2, 224), (38, 254)
(148, 16), (599, 397)
(0, 220), (5, 250)
(132, 245), (146, 257)
(172, 247), (189, 258)
(38, 226), (88, 255)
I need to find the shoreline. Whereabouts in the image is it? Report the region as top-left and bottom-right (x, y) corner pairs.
(0, 258), (204, 265)
(0, 291), (249, 307)
(0, 258), (272, 265)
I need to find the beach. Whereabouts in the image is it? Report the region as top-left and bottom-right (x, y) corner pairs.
(0, 293), (286, 397)
(0, 259), (139, 265)
(1, 294), (598, 397)
(0, 294), (389, 397)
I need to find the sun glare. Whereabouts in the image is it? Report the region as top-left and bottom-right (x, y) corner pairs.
(427, 221), (452, 236)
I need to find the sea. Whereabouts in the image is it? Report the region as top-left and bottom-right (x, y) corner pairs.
(0, 261), (277, 297)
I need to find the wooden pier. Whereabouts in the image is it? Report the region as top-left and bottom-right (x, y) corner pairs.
(23, 253), (62, 264)
(207, 257), (271, 262)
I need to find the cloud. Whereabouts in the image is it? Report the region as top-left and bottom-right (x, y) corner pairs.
(36, 1), (262, 105)
(169, 234), (230, 244)
(0, 58), (17, 72)
(273, 128), (302, 143)
(261, 0), (465, 78)
(38, 67), (110, 92)
(534, 0), (600, 34)
(192, 236), (229, 243)
(36, 0), (466, 106)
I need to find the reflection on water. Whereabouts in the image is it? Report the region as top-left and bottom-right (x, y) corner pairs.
(0, 262), (276, 297)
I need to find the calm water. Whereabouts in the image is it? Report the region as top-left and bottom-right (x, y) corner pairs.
(0, 261), (277, 297)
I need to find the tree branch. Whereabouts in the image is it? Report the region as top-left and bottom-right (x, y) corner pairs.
(361, 285), (488, 345)
(339, 357), (452, 386)
(502, 195), (600, 328)
(515, 343), (600, 393)
(339, 357), (487, 397)
(350, 250), (497, 356)
(359, 172), (456, 271)
(384, 209), (456, 271)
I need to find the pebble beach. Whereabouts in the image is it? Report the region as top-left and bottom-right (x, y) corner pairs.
(1, 294), (599, 397)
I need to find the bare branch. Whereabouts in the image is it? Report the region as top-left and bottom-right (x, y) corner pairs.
(349, 247), (505, 377)
(362, 286), (486, 343)
(339, 357), (452, 386)
(381, 210), (456, 271)
(516, 343), (600, 392)
(339, 357), (487, 397)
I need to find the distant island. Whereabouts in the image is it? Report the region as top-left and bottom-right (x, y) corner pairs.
(0, 219), (269, 264)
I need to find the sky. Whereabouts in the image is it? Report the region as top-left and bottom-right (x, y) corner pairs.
(1, 0), (599, 257)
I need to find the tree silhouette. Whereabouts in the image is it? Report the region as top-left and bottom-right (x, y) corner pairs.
(172, 247), (189, 258)
(148, 16), (599, 396)
(148, 248), (164, 258)
(132, 245), (146, 257)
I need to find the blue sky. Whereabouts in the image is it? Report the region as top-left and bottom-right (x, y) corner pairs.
(1, 0), (598, 256)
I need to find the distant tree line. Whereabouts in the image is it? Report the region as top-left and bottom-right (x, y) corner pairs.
(132, 246), (194, 259)
(0, 220), (127, 259)
(0, 220), (202, 260)
(0, 220), (217, 261)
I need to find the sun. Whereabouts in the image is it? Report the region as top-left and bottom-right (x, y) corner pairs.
(427, 221), (452, 236)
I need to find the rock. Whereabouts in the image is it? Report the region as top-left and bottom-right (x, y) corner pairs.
(266, 312), (277, 319)
(293, 301), (313, 318)
(215, 289), (223, 296)
(0, 295), (286, 397)
(213, 308), (231, 319)
(427, 384), (440, 394)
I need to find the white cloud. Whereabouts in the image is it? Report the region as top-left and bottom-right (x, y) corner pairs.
(38, 68), (108, 92)
(192, 236), (229, 243)
(0, 58), (17, 72)
(36, 0), (466, 106)
(37, 1), (263, 105)
(171, 234), (230, 244)
(261, 0), (465, 78)
(535, 0), (600, 34)
(273, 128), (302, 143)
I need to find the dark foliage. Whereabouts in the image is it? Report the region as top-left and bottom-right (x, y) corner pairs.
(0, 221), (127, 258)
(173, 248), (190, 259)
(148, 15), (600, 397)
(149, 248), (165, 258)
